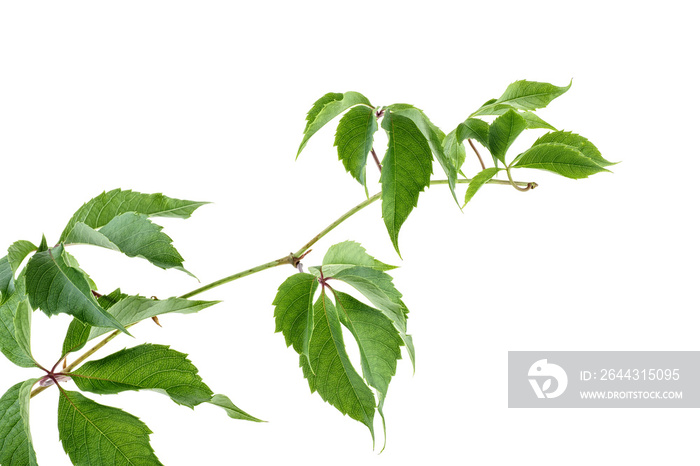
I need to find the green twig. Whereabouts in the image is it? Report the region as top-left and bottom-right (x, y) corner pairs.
(27, 175), (536, 399)
(178, 257), (292, 299)
(505, 167), (535, 192)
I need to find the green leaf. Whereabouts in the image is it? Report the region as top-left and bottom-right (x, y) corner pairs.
(0, 379), (40, 466)
(326, 266), (403, 321)
(274, 243), (414, 437)
(12, 299), (33, 367)
(512, 142), (611, 179)
(71, 343), (213, 408)
(444, 118), (490, 173)
(61, 289), (126, 356)
(474, 79), (572, 114)
(334, 105), (378, 188)
(457, 118), (490, 148)
(0, 256), (15, 305)
(470, 102), (516, 117)
(380, 111), (433, 256)
(390, 106), (460, 207)
(7, 241), (37, 278)
(332, 290), (403, 450)
(297, 91), (372, 157)
(464, 168), (501, 207)
(36, 236), (47, 253)
(99, 212), (191, 274)
(488, 109), (528, 165)
(0, 292), (36, 368)
(61, 250), (98, 291)
(309, 242), (414, 371)
(25, 245), (129, 333)
(58, 390), (163, 466)
(63, 292), (218, 355)
(326, 265), (414, 369)
(332, 290), (402, 402)
(533, 131), (615, 167)
(471, 105), (556, 131)
(397, 300), (416, 371)
(208, 394), (264, 423)
(302, 92), (343, 133)
(321, 241), (397, 271)
(520, 111), (556, 130)
(60, 188), (207, 243)
(442, 129), (467, 175)
(272, 273), (318, 365)
(64, 213), (192, 275)
(62, 222), (121, 251)
(301, 291), (376, 440)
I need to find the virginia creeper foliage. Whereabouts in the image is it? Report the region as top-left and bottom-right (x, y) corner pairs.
(0, 80), (612, 465)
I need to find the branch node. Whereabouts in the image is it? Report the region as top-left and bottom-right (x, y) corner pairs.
(290, 250), (311, 273)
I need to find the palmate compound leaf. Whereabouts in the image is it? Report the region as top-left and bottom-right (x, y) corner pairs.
(334, 105), (378, 190)
(297, 91), (373, 158)
(273, 242), (411, 443)
(380, 110), (433, 256)
(512, 142), (611, 179)
(272, 242), (397, 367)
(0, 378), (40, 466)
(57, 389), (163, 466)
(472, 79), (572, 115)
(62, 290), (219, 356)
(25, 245), (129, 333)
(309, 241), (414, 369)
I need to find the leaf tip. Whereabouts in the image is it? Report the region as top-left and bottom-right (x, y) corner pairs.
(38, 235), (48, 252)
(390, 239), (403, 261)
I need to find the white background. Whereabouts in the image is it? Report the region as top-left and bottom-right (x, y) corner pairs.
(1, 1), (698, 465)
